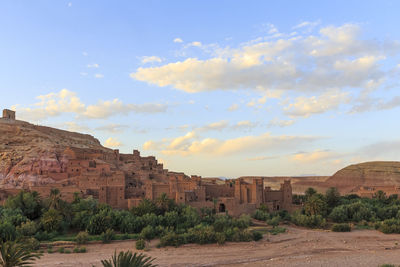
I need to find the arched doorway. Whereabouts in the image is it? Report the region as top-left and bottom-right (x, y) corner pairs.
(219, 203), (226, 213)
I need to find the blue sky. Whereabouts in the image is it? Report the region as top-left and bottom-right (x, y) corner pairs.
(1, 1), (400, 177)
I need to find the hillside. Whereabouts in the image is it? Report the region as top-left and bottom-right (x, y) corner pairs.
(324, 161), (400, 193)
(0, 118), (114, 188)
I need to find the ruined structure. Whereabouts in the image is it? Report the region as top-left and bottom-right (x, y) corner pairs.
(2, 109), (15, 120)
(0, 110), (294, 215)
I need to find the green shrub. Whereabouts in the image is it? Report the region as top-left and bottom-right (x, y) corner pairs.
(101, 229), (115, 243)
(47, 248), (53, 254)
(75, 231), (89, 244)
(267, 216), (281, 228)
(16, 220), (37, 236)
(73, 247), (80, 253)
(159, 232), (185, 247)
(80, 247), (87, 253)
(291, 212), (326, 228)
(140, 226), (155, 241)
(332, 223), (351, 232)
(58, 247), (65, 253)
(21, 237), (40, 251)
(252, 231), (263, 241)
(87, 212), (113, 235)
(135, 239), (146, 250)
(41, 209), (62, 232)
(0, 221), (17, 242)
(215, 232), (226, 245)
(65, 249), (71, 254)
(269, 227), (286, 235)
(252, 210), (270, 221)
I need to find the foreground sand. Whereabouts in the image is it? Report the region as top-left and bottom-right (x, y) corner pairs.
(34, 226), (400, 267)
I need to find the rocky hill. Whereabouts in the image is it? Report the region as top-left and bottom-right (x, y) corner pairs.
(0, 118), (114, 188)
(324, 161), (400, 193)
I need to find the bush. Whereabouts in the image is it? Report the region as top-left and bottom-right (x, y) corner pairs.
(80, 247), (87, 253)
(252, 231), (263, 241)
(75, 231), (89, 244)
(252, 210), (270, 221)
(21, 237), (40, 251)
(58, 247), (65, 253)
(159, 232), (185, 247)
(332, 223), (351, 232)
(65, 249), (71, 254)
(140, 225), (155, 241)
(269, 227), (286, 235)
(215, 232), (226, 245)
(73, 247), (80, 253)
(101, 229), (115, 243)
(47, 248), (53, 254)
(41, 209), (62, 232)
(16, 220), (37, 237)
(136, 239), (146, 250)
(0, 221), (17, 241)
(291, 212), (326, 228)
(87, 212), (113, 235)
(267, 216), (281, 228)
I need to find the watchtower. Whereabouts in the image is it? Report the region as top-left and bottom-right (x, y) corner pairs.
(2, 109), (15, 120)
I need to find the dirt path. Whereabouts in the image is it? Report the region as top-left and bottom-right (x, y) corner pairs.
(34, 226), (400, 267)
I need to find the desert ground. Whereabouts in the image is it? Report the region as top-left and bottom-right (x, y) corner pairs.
(34, 226), (400, 267)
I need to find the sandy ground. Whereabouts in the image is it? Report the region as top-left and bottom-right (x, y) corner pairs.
(34, 226), (400, 267)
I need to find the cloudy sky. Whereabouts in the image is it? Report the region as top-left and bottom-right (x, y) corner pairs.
(1, 1), (400, 177)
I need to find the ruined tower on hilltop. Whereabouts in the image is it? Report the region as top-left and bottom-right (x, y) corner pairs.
(2, 109), (16, 120)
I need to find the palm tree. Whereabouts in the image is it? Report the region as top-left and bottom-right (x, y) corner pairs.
(0, 241), (42, 267)
(101, 251), (157, 267)
(49, 188), (61, 210)
(155, 193), (170, 213)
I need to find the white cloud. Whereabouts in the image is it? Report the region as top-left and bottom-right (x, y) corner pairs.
(141, 56), (163, 64)
(189, 41), (202, 47)
(228, 103), (239, 111)
(13, 89), (168, 121)
(104, 137), (122, 148)
(174, 38), (183, 43)
(63, 122), (91, 133)
(268, 118), (295, 127)
(94, 74), (104, 78)
(87, 63), (99, 68)
(96, 124), (129, 133)
(131, 23), (399, 119)
(80, 72), (88, 76)
(143, 130), (318, 156)
(291, 150), (336, 163)
(232, 120), (258, 130)
(284, 89), (351, 117)
(198, 120), (229, 131)
(292, 20), (320, 30)
(246, 156), (277, 161)
(82, 51), (88, 56)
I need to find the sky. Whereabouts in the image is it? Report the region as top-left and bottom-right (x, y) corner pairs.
(1, 0), (400, 178)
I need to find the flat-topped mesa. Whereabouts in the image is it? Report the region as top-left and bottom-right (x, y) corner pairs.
(2, 109), (16, 120)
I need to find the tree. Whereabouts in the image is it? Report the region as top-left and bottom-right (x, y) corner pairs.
(48, 189), (62, 210)
(41, 209), (62, 232)
(155, 193), (173, 214)
(5, 191), (42, 220)
(325, 187), (340, 209)
(374, 190), (386, 201)
(304, 194), (327, 216)
(305, 188), (317, 200)
(101, 250), (157, 267)
(0, 241), (42, 267)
